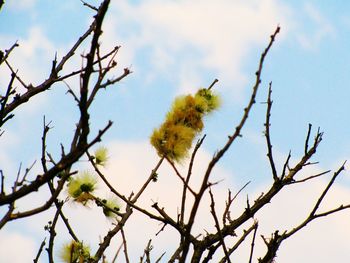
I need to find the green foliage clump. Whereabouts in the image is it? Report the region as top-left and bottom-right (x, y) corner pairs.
(150, 88), (220, 162)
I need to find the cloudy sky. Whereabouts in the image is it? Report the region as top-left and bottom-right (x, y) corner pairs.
(1, 0), (350, 262)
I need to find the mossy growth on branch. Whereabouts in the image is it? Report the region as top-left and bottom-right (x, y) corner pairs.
(150, 88), (220, 162)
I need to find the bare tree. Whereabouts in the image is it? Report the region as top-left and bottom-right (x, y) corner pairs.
(0, 1), (349, 262)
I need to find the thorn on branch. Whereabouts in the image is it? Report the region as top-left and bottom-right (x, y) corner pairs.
(50, 52), (58, 78)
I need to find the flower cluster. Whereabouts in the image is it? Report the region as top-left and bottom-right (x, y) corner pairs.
(94, 146), (109, 167)
(65, 149), (121, 219)
(59, 240), (91, 263)
(67, 171), (97, 205)
(101, 198), (120, 218)
(150, 88), (220, 162)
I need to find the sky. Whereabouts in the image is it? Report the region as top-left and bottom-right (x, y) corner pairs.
(1, 0), (350, 262)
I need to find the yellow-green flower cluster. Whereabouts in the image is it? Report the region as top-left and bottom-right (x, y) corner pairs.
(150, 88), (220, 162)
(67, 171), (97, 204)
(102, 198), (120, 218)
(59, 240), (91, 263)
(94, 146), (109, 167)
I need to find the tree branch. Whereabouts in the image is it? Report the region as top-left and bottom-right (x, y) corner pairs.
(179, 25), (281, 263)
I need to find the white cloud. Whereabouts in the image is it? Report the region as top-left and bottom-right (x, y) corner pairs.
(103, 0), (291, 98)
(103, 140), (237, 224)
(0, 26), (58, 119)
(297, 3), (335, 51)
(53, 140), (239, 261)
(57, 140), (350, 262)
(2, 139), (350, 262)
(253, 176), (350, 262)
(0, 131), (19, 177)
(0, 231), (37, 263)
(7, 0), (37, 10)
(0, 26), (56, 88)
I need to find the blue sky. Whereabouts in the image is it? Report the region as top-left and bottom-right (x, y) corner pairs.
(1, 0), (350, 262)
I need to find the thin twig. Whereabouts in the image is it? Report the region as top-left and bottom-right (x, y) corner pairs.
(0, 121), (112, 206)
(264, 82), (278, 181)
(0, 170), (4, 195)
(33, 238), (46, 263)
(180, 135), (206, 225)
(80, 0), (98, 11)
(121, 227), (130, 263)
(216, 223), (257, 263)
(0, 202), (15, 229)
(112, 242), (124, 263)
(258, 162), (347, 262)
(4, 60), (29, 88)
(248, 222), (258, 263)
(1, 9), (97, 122)
(290, 170), (331, 184)
(209, 188), (231, 263)
(155, 252), (166, 263)
(46, 202), (62, 263)
(56, 45), (121, 83)
(41, 116), (52, 173)
(0, 42), (19, 66)
(0, 71), (16, 126)
(166, 157), (196, 196)
(281, 151), (291, 180)
(309, 162), (346, 217)
(87, 151), (168, 223)
(93, 155), (166, 261)
(222, 181), (250, 225)
(305, 123), (312, 155)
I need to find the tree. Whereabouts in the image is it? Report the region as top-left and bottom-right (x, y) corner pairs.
(0, 1), (349, 262)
